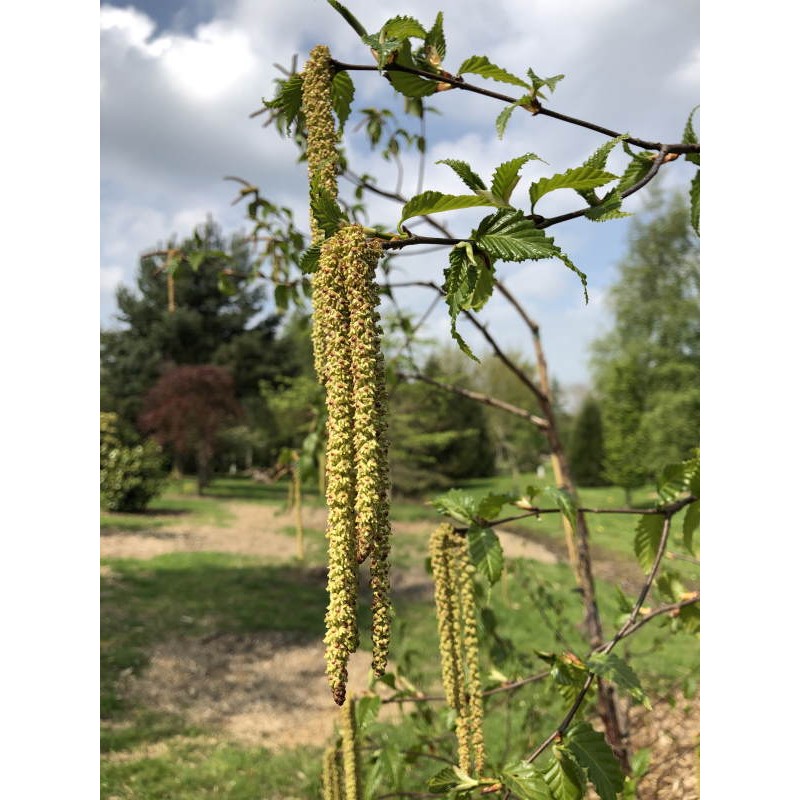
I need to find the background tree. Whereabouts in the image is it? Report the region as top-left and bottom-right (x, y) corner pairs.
(139, 365), (243, 493)
(592, 191), (699, 500)
(567, 395), (607, 487)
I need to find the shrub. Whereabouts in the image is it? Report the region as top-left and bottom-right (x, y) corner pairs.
(100, 413), (166, 512)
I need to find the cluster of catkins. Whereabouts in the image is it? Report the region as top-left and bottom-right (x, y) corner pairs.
(322, 696), (362, 800)
(303, 45), (392, 706)
(430, 523), (486, 776)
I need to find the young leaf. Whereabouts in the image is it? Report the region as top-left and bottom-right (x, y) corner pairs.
(476, 491), (518, 521)
(527, 68), (565, 96)
(428, 765), (479, 793)
(268, 73), (304, 130)
(310, 185), (347, 236)
(387, 69), (438, 97)
(683, 105), (700, 165)
(529, 166), (617, 209)
(355, 695), (382, 729)
(436, 158), (487, 192)
(361, 33), (405, 70)
(544, 750), (586, 800)
(431, 488), (479, 525)
(633, 514), (665, 572)
(501, 761), (555, 800)
(491, 152), (543, 204)
(326, 0), (367, 37)
(683, 499), (699, 554)
(690, 170), (700, 235)
(424, 11), (446, 65)
(398, 190), (494, 226)
(331, 70), (355, 130)
(458, 55), (529, 88)
(381, 15), (427, 41)
(299, 245), (321, 274)
(543, 486), (577, 530)
(585, 652), (650, 708)
(495, 100), (525, 139)
(274, 283), (290, 311)
(473, 210), (560, 262)
(583, 135), (626, 171)
(563, 722), (625, 800)
(467, 526), (504, 585)
(584, 189), (630, 222)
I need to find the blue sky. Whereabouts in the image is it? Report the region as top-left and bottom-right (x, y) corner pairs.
(100, 0), (700, 391)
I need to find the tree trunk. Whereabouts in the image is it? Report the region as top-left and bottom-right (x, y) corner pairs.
(196, 443), (212, 495)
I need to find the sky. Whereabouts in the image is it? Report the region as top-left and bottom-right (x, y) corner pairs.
(100, 0), (700, 391)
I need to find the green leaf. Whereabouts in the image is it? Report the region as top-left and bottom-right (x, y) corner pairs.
(217, 273), (237, 296)
(527, 68), (565, 96)
(467, 526), (504, 585)
(657, 455), (698, 501)
(310, 185), (347, 237)
(563, 722), (625, 800)
(584, 189), (630, 222)
(381, 15), (427, 40)
(530, 166), (617, 208)
(491, 152), (543, 204)
(468, 259), (495, 311)
(331, 70), (355, 130)
(544, 486), (577, 530)
(273, 283), (290, 311)
(428, 765), (479, 793)
(435, 159), (487, 191)
(187, 252), (205, 272)
(633, 514), (664, 572)
(398, 190), (495, 226)
(268, 73), (304, 130)
(431, 489), (479, 525)
(424, 11), (446, 65)
(327, 0), (367, 37)
(690, 170), (700, 235)
(443, 246), (479, 361)
(683, 500), (699, 554)
(583, 135), (626, 171)
(361, 33), (405, 70)
(473, 210), (560, 262)
(387, 69), (438, 97)
(495, 100), (525, 139)
(458, 55), (529, 88)
(476, 491), (518, 521)
(544, 751), (586, 800)
(299, 245), (321, 274)
(585, 652), (650, 709)
(501, 761), (554, 800)
(355, 695), (382, 729)
(683, 105), (700, 165)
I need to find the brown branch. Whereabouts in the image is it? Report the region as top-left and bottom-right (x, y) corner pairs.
(398, 371), (549, 430)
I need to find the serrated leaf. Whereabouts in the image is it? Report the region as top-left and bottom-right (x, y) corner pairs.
(269, 73), (304, 130)
(310, 185), (347, 237)
(428, 765), (479, 793)
(690, 170), (700, 235)
(491, 152), (543, 204)
(583, 135), (626, 170)
(633, 514), (665, 572)
(495, 101), (524, 139)
(530, 166), (617, 208)
(467, 526), (504, 585)
(564, 722), (625, 800)
(327, 0), (367, 37)
(355, 695), (382, 729)
(544, 751), (586, 800)
(399, 190), (495, 226)
(458, 55), (529, 88)
(435, 159), (487, 191)
(473, 210), (559, 262)
(424, 11), (446, 65)
(299, 245), (321, 274)
(468, 260), (495, 311)
(616, 154), (652, 195)
(381, 15), (427, 40)
(544, 486), (577, 530)
(586, 652), (650, 709)
(476, 491), (517, 521)
(527, 68), (565, 96)
(431, 488), (479, 524)
(361, 33), (405, 70)
(502, 761), (554, 800)
(331, 70), (355, 130)
(584, 189), (630, 222)
(683, 105), (700, 165)
(683, 500), (699, 554)
(387, 69), (438, 97)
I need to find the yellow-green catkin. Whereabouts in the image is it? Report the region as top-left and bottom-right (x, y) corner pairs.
(340, 696), (362, 800)
(322, 745), (344, 800)
(318, 231), (360, 706)
(302, 44), (338, 246)
(430, 524), (485, 776)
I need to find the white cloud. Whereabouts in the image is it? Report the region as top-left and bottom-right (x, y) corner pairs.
(100, 265), (125, 293)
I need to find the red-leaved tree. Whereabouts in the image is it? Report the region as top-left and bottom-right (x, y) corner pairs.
(139, 365), (242, 493)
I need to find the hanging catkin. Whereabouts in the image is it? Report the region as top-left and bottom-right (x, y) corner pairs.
(430, 524), (485, 776)
(302, 43), (392, 704)
(340, 695), (362, 800)
(322, 745), (344, 800)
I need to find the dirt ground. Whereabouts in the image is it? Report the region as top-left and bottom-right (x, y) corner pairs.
(102, 500), (698, 797)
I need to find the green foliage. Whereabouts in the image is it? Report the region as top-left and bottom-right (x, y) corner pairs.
(398, 190), (495, 226)
(563, 723), (625, 800)
(633, 514), (664, 572)
(457, 55), (529, 88)
(501, 761), (553, 799)
(566, 396), (607, 487)
(529, 166), (617, 210)
(467, 526), (504, 585)
(584, 653), (650, 708)
(100, 413), (166, 512)
(544, 750), (586, 800)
